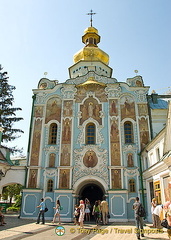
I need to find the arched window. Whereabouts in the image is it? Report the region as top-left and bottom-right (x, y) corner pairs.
(49, 123), (57, 144)
(85, 123), (96, 144)
(49, 153), (56, 167)
(124, 121), (133, 143)
(129, 179), (136, 192)
(47, 179), (53, 192)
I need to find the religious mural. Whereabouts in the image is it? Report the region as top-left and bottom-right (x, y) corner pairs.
(94, 86), (107, 102)
(80, 97), (102, 125)
(28, 169), (38, 188)
(110, 119), (121, 166)
(138, 104), (148, 116)
(75, 87), (87, 103)
(83, 150), (98, 168)
(139, 117), (150, 150)
(62, 118), (72, 144)
(34, 106), (43, 118)
(109, 99), (118, 116)
(45, 97), (61, 123)
(127, 153), (134, 167)
(49, 153), (56, 168)
(60, 145), (70, 166)
(30, 119), (42, 166)
(59, 169), (70, 189)
(63, 101), (73, 117)
(111, 169), (122, 189)
(120, 96), (136, 120)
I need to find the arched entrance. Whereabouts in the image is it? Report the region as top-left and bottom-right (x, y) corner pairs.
(79, 183), (104, 205)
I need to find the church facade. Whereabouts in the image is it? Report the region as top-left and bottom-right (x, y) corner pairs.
(21, 23), (159, 221)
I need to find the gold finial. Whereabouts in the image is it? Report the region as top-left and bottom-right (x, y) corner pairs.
(86, 9), (96, 27)
(134, 70), (138, 76)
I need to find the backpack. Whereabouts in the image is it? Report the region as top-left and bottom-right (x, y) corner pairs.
(137, 204), (146, 217)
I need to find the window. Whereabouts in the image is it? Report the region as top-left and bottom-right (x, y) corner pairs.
(129, 179), (136, 192)
(49, 123), (57, 144)
(124, 121), (133, 143)
(47, 179), (53, 192)
(86, 123), (95, 144)
(156, 148), (160, 162)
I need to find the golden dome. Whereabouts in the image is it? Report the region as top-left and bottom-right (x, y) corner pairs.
(73, 26), (109, 65)
(84, 26), (98, 34)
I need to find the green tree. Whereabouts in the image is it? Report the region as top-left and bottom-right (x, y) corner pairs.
(2, 184), (22, 204)
(0, 65), (23, 152)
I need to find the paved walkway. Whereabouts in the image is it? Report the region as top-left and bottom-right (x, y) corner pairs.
(0, 214), (169, 240)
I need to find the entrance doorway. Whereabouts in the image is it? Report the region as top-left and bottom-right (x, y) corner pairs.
(79, 183), (104, 205)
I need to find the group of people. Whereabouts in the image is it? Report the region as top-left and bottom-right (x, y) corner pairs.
(73, 197), (109, 228)
(133, 196), (171, 240)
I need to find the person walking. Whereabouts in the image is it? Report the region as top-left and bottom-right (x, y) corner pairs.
(78, 200), (85, 228)
(151, 198), (157, 227)
(92, 201), (101, 225)
(100, 197), (108, 225)
(153, 204), (164, 229)
(36, 198), (45, 224)
(132, 197), (144, 239)
(52, 199), (61, 224)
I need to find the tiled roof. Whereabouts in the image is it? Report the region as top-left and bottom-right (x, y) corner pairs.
(149, 98), (168, 109)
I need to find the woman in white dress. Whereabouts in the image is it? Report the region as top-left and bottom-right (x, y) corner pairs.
(52, 199), (61, 224)
(85, 198), (90, 221)
(78, 200), (85, 228)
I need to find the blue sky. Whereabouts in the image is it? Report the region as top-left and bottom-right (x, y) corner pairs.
(0, 0), (171, 155)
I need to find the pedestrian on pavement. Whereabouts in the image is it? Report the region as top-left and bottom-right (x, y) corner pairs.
(92, 200), (101, 225)
(132, 196), (145, 239)
(151, 198), (157, 227)
(100, 197), (109, 225)
(73, 204), (80, 225)
(78, 200), (85, 228)
(153, 204), (164, 229)
(52, 199), (61, 224)
(0, 206), (6, 226)
(36, 198), (45, 224)
(84, 198), (91, 221)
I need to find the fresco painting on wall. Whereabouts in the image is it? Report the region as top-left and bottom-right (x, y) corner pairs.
(110, 119), (121, 166)
(28, 169), (38, 188)
(62, 118), (71, 144)
(63, 101), (73, 117)
(80, 97), (102, 125)
(139, 117), (150, 149)
(111, 169), (122, 189)
(59, 169), (70, 189)
(34, 106), (43, 118)
(120, 96), (135, 120)
(30, 119), (42, 166)
(83, 150), (98, 168)
(109, 99), (118, 116)
(60, 145), (70, 166)
(45, 97), (61, 123)
(138, 104), (148, 116)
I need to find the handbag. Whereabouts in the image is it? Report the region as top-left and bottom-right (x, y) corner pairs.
(161, 219), (168, 228)
(60, 206), (63, 210)
(45, 207), (48, 212)
(107, 213), (110, 219)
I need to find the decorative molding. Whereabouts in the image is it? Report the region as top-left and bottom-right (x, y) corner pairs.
(124, 168), (139, 177)
(73, 147), (108, 186)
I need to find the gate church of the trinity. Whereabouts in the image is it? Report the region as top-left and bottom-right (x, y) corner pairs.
(21, 18), (153, 221)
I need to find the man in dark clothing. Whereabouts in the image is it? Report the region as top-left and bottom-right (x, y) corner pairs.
(133, 197), (145, 239)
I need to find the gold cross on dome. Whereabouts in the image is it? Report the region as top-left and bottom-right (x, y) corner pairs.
(86, 9), (96, 27)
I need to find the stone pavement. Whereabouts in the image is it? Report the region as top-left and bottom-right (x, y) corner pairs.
(0, 214), (169, 240)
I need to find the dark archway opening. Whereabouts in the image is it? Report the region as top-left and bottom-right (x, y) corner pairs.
(79, 183), (104, 221)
